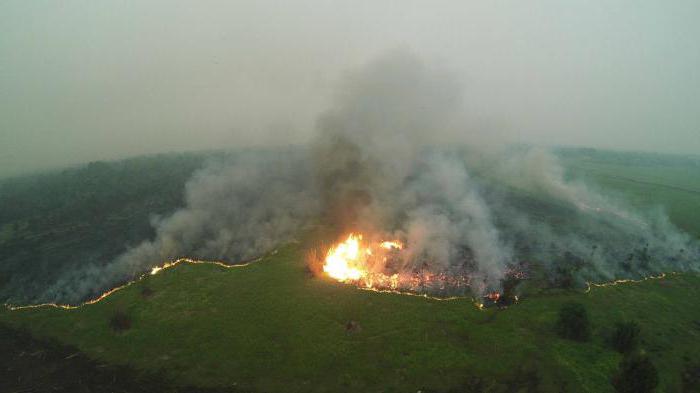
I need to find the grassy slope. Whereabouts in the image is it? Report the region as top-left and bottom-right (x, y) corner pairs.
(2, 245), (699, 392)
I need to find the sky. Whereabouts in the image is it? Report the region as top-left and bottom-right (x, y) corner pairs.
(1, 0), (699, 178)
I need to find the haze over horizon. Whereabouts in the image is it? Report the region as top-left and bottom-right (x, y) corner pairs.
(2, 1), (699, 178)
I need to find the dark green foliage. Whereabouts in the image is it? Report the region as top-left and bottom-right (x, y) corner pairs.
(612, 353), (659, 393)
(610, 321), (641, 353)
(622, 245), (653, 273)
(442, 377), (487, 393)
(507, 363), (541, 392)
(0, 323), (236, 392)
(0, 152), (207, 304)
(109, 310), (132, 332)
(140, 285), (155, 298)
(681, 358), (700, 393)
(557, 302), (591, 341)
(552, 251), (586, 289)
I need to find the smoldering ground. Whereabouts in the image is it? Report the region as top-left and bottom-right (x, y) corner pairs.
(3, 51), (699, 304)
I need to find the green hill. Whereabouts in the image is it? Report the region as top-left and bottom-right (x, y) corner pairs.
(2, 245), (699, 392)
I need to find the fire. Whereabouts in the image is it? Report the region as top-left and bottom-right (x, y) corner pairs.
(320, 233), (479, 296)
(319, 233), (530, 310)
(150, 266), (163, 275)
(487, 292), (500, 302)
(5, 257), (257, 311)
(322, 233), (404, 283)
(380, 241), (403, 250)
(584, 272), (673, 293)
(323, 234), (366, 281)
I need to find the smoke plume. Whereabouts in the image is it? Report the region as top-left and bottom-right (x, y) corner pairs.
(311, 50), (698, 292)
(7, 50), (699, 304)
(37, 150), (318, 303)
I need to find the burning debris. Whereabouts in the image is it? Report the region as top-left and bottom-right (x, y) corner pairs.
(316, 232), (527, 307)
(320, 233), (468, 293)
(478, 291), (520, 309)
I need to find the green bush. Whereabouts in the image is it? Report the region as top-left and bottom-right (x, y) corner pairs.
(610, 321), (641, 353)
(109, 310), (132, 332)
(556, 302), (591, 341)
(681, 358), (700, 393)
(612, 353), (659, 393)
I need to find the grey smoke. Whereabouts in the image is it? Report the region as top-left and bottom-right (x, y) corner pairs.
(479, 147), (698, 285)
(39, 150), (318, 303)
(15, 50), (700, 304)
(311, 52), (512, 289)
(311, 50), (698, 291)
(312, 50), (461, 232)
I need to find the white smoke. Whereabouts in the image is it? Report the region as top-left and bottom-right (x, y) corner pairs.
(38, 149), (318, 303)
(311, 50), (698, 292)
(11, 50), (699, 304)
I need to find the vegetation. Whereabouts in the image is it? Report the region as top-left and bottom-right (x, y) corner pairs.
(0, 152), (208, 303)
(0, 323), (233, 393)
(609, 321), (641, 353)
(109, 309), (132, 332)
(611, 352), (659, 393)
(681, 358), (700, 393)
(557, 302), (591, 342)
(2, 246), (700, 392)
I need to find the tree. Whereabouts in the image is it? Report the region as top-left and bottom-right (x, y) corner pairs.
(612, 353), (659, 393)
(556, 302), (591, 341)
(610, 321), (641, 353)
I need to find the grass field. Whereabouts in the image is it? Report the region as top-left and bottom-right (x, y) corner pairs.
(2, 244), (699, 392)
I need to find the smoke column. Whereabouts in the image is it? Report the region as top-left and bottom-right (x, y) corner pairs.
(7, 50), (698, 304)
(312, 51), (511, 290)
(35, 149), (318, 303)
(311, 50), (698, 292)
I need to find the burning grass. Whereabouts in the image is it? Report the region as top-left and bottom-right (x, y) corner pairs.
(307, 232), (525, 308)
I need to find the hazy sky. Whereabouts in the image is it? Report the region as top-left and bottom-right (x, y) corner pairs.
(1, 1), (698, 178)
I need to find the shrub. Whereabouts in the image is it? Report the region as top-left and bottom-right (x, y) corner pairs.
(612, 353), (659, 393)
(681, 358), (700, 393)
(140, 286), (154, 298)
(556, 302), (591, 341)
(109, 310), (132, 332)
(610, 321), (641, 353)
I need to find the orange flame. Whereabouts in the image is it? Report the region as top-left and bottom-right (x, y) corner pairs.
(323, 234), (366, 281)
(322, 233), (405, 283)
(380, 241), (403, 250)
